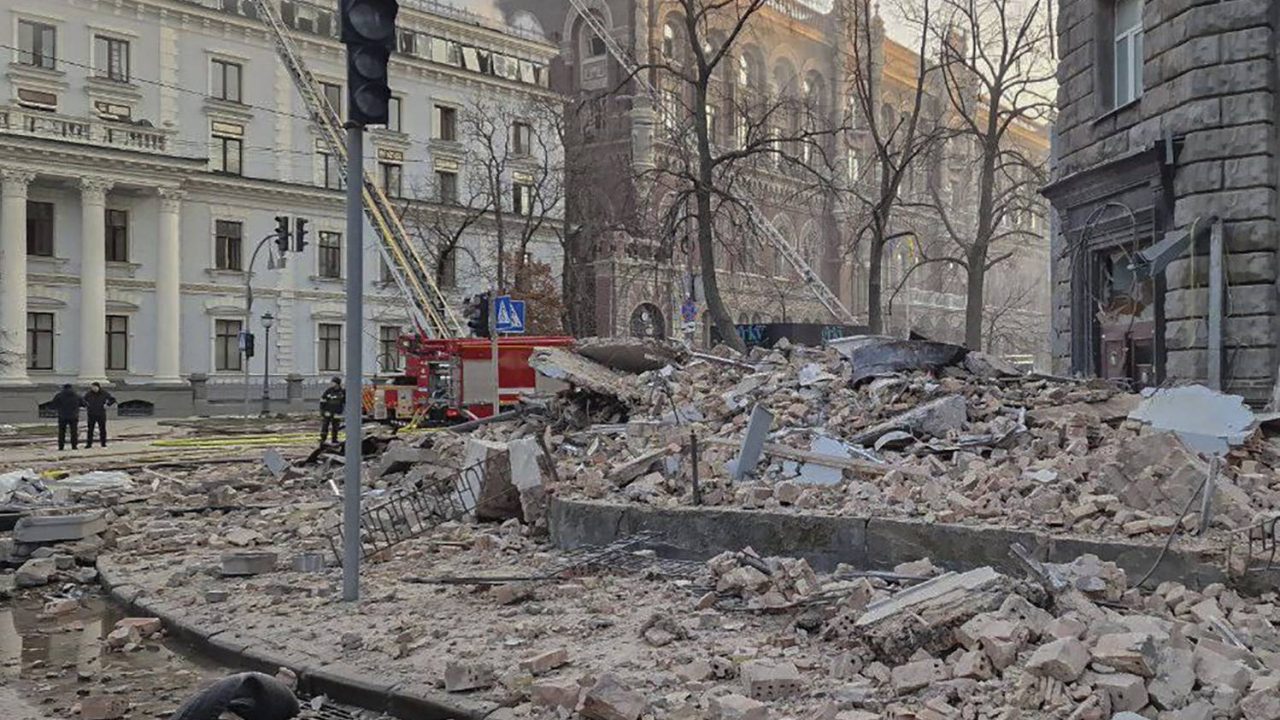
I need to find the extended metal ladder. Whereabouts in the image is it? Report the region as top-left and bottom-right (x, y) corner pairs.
(250, 0), (463, 338)
(568, 1), (858, 325)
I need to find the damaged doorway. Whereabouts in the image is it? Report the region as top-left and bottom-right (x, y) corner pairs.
(1094, 245), (1156, 387)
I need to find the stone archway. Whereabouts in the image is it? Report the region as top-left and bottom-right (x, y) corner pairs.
(630, 303), (667, 338)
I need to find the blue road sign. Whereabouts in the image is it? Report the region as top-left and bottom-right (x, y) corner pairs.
(680, 299), (697, 323)
(494, 295), (526, 334)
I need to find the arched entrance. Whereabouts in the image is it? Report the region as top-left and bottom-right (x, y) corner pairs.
(630, 303), (666, 338)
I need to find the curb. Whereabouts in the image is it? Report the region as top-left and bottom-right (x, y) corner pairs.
(548, 497), (1280, 594)
(96, 561), (498, 720)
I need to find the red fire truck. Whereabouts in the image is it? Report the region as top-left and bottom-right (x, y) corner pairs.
(365, 335), (575, 425)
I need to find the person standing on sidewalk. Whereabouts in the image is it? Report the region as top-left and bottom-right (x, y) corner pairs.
(82, 382), (117, 448)
(319, 376), (345, 446)
(50, 383), (83, 451)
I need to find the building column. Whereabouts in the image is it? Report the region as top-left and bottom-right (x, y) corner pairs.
(155, 188), (184, 383)
(78, 176), (113, 384)
(0, 168), (36, 385)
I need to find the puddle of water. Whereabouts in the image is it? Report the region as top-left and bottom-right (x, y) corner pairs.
(1, 589), (227, 718)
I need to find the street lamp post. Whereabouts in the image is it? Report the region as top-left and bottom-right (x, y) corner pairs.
(260, 311), (274, 416)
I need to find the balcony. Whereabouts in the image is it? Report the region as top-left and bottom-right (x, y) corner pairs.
(0, 105), (173, 155)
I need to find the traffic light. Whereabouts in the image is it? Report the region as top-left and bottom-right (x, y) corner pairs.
(274, 215), (291, 254)
(467, 293), (491, 338)
(340, 0), (398, 127)
(294, 217), (309, 253)
(240, 330), (255, 359)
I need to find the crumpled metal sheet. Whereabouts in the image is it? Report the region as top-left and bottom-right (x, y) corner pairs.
(828, 336), (968, 385)
(1128, 384), (1257, 456)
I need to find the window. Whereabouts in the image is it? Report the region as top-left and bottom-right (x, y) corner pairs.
(211, 59), (242, 102)
(106, 315), (128, 371)
(318, 231), (341, 279)
(511, 121), (532, 156)
(211, 121), (243, 175)
(26, 201), (53, 256)
(436, 170), (458, 204)
(321, 82), (342, 117)
(387, 96), (402, 132)
(378, 326), (402, 372)
(381, 162), (403, 197)
(18, 20), (56, 69)
(320, 149), (343, 190)
(662, 23), (677, 60)
(434, 105), (457, 141)
(513, 182), (534, 216)
(94, 36), (129, 82)
(1113, 0), (1144, 107)
(105, 209), (128, 262)
(214, 319), (242, 371)
(380, 257), (396, 283)
(589, 33), (606, 57)
(318, 323), (342, 372)
(439, 246), (457, 289)
(706, 104), (719, 145)
(215, 220), (243, 270)
(27, 312), (53, 370)
(94, 101), (130, 121)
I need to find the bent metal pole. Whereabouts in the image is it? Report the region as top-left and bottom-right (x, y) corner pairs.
(342, 124), (363, 602)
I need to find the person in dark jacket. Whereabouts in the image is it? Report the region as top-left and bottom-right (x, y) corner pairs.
(51, 384), (82, 450)
(82, 382), (117, 448)
(319, 376), (345, 446)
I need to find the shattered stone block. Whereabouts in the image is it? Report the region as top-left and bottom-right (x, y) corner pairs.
(519, 648), (569, 675)
(581, 673), (646, 720)
(220, 551), (277, 577)
(13, 511), (108, 543)
(1027, 637), (1089, 682)
(444, 661), (495, 692)
(15, 557), (56, 587)
(43, 598), (79, 616)
(741, 660), (803, 700)
(890, 658), (949, 695)
(710, 693), (769, 720)
(1241, 689), (1280, 720)
(952, 650), (993, 680)
(530, 678), (580, 709)
(1091, 632), (1158, 677)
(1194, 645), (1252, 692)
(459, 438), (521, 520)
(114, 617), (162, 637)
(493, 582), (534, 605)
(1149, 648), (1195, 710)
(80, 694), (128, 720)
(1093, 672), (1148, 713)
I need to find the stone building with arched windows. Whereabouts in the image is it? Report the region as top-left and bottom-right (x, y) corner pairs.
(499, 0), (1050, 359)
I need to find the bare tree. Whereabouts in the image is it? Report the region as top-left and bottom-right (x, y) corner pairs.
(604, 0), (847, 352)
(925, 0), (1055, 349)
(839, 0), (947, 335)
(400, 95), (566, 309)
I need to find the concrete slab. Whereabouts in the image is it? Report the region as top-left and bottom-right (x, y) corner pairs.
(13, 512), (108, 543)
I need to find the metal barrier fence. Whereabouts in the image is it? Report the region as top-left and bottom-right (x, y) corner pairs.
(325, 458), (497, 565)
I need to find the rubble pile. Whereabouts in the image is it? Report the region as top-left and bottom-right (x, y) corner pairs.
(706, 548), (822, 609)
(477, 337), (1280, 541)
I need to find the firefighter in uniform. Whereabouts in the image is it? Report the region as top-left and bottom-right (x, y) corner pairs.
(319, 376), (345, 446)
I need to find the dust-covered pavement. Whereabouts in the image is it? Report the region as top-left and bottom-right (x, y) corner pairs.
(1, 685), (56, 720)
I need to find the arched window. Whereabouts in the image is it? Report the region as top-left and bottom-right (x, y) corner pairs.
(662, 21), (678, 61)
(630, 303), (666, 338)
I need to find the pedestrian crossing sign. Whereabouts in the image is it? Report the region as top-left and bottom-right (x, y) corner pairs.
(494, 295), (526, 334)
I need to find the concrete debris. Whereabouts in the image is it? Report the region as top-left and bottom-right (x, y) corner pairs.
(848, 394), (968, 446)
(710, 693), (770, 720)
(220, 551), (277, 576)
(740, 660), (803, 700)
(13, 511), (108, 543)
(80, 694), (129, 720)
(444, 661), (495, 692)
(1026, 637), (1089, 681)
(580, 673), (647, 720)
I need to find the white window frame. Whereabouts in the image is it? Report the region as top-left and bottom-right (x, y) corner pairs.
(1113, 0), (1143, 107)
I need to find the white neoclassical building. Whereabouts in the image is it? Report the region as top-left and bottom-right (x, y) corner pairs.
(0, 0), (563, 419)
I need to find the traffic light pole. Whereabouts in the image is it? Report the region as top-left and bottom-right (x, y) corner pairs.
(242, 233), (284, 421)
(342, 125), (364, 602)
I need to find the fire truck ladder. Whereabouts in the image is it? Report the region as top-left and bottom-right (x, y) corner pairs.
(251, 0), (463, 339)
(568, 0), (858, 326)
